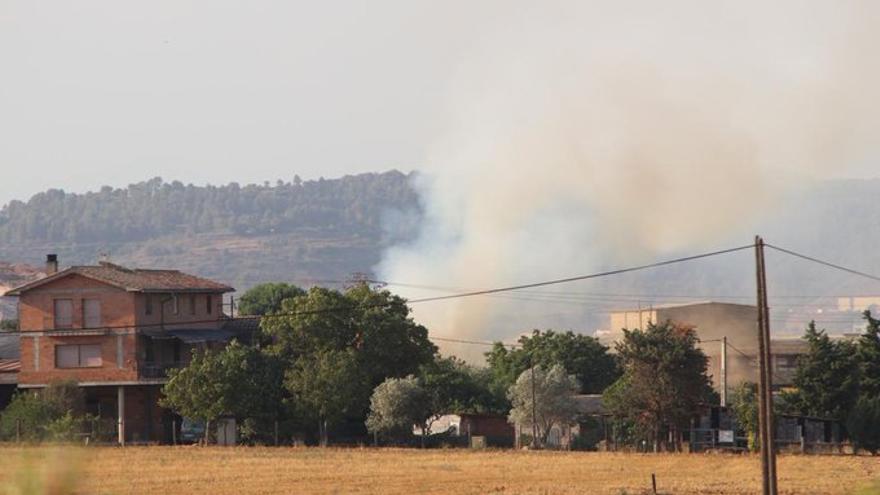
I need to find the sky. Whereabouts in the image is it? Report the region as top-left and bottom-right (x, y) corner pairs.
(0, 1), (497, 207)
(1, 1), (877, 209)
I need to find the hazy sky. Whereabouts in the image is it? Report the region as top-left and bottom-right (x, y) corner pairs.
(0, 1), (497, 207)
(1, 1), (876, 209)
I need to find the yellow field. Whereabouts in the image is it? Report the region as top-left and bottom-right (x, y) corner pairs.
(1, 446), (878, 495)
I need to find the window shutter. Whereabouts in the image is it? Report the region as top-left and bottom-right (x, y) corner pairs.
(83, 299), (102, 328)
(80, 345), (103, 367)
(54, 299), (73, 329)
(55, 345), (79, 368)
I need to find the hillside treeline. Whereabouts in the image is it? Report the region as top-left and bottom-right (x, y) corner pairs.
(0, 171), (420, 244)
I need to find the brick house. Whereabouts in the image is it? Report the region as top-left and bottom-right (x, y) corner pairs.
(5, 255), (236, 444)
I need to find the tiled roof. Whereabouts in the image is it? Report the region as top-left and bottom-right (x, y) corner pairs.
(5, 262), (233, 295)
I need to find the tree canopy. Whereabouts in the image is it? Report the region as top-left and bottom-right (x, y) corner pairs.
(485, 330), (618, 395)
(365, 375), (430, 439)
(285, 348), (365, 446)
(0, 171), (419, 244)
(261, 283), (437, 391)
(160, 342), (284, 442)
(783, 314), (880, 452)
(603, 321), (715, 452)
(856, 311), (880, 398)
(418, 356), (507, 419)
(237, 282), (305, 316)
(507, 364), (580, 447)
(784, 322), (860, 420)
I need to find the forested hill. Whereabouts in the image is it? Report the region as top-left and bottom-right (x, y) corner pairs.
(0, 171), (421, 290)
(0, 171), (419, 244)
(0, 172), (878, 307)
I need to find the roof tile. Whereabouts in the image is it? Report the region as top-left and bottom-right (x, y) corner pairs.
(6, 262), (233, 294)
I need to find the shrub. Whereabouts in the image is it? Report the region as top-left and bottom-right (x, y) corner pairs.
(0, 381), (88, 442)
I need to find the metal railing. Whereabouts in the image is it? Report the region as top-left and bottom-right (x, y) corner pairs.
(138, 361), (184, 379)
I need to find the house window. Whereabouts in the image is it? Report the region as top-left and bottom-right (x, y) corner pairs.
(54, 299), (73, 329)
(55, 344), (102, 368)
(190, 295), (197, 315)
(83, 299), (102, 328)
(145, 295), (153, 315)
(171, 294), (179, 315)
(206, 295), (213, 315)
(775, 354), (799, 371)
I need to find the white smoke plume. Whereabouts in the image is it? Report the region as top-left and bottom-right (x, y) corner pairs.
(378, 1), (880, 356)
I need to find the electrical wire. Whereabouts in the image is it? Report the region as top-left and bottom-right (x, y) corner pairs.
(23, 243), (757, 334)
(404, 244), (755, 304)
(766, 244), (880, 284)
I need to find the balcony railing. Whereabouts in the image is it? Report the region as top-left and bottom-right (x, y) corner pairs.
(139, 361), (184, 379)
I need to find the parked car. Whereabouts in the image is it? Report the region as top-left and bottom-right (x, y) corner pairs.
(180, 418), (206, 444)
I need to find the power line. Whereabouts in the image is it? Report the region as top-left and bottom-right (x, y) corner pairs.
(404, 244), (755, 304)
(23, 243), (755, 334)
(766, 244), (880, 284)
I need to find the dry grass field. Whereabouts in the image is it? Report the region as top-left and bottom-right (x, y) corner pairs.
(1, 446), (878, 495)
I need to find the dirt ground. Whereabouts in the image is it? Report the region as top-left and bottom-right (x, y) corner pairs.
(1, 446), (878, 495)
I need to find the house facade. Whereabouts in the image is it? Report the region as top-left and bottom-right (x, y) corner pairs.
(6, 255), (235, 444)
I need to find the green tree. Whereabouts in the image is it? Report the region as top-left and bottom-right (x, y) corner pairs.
(263, 283), (436, 404)
(507, 364), (580, 447)
(485, 330), (619, 395)
(0, 319), (18, 331)
(238, 283), (305, 316)
(846, 395), (880, 454)
(603, 321), (714, 452)
(161, 342), (284, 444)
(0, 381), (88, 442)
(416, 356), (507, 431)
(365, 375), (430, 441)
(856, 311), (880, 398)
(730, 382), (759, 451)
(786, 322), (859, 420)
(285, 348), (365, 446)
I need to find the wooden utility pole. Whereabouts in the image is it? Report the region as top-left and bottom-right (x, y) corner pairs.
(755, 236), (777, 495)
(720, 336), (728, 407)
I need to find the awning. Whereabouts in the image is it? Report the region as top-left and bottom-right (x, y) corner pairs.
(142, 328), (235, 344)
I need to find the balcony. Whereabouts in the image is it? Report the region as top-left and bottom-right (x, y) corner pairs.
(138, 361), (184, 379)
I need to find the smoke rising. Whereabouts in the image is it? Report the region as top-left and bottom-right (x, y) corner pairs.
(378, 1), (880, 355)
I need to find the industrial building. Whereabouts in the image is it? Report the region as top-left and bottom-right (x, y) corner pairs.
(602, 301), (809, 396)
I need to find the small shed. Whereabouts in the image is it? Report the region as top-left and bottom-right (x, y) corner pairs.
(427, 413), (514, 447)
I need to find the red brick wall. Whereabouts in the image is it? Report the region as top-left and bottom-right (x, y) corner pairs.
(18, 274), (136, 331)
(18, 333), (138, 384)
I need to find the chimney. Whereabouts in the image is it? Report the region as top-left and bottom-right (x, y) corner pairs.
(46, 254), (58, 275)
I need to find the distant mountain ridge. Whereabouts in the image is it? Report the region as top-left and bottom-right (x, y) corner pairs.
(0, 171), (421, 291)
(0, 172), (877, 321)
